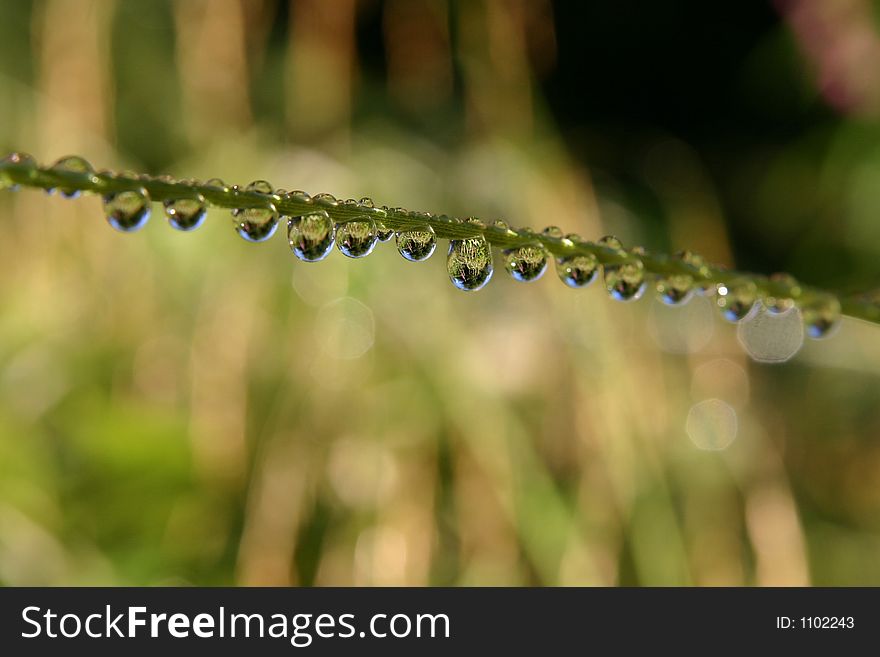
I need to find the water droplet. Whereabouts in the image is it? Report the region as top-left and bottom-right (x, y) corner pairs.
(800, 294), (841, 339)
(313, 193), (338, 207)
(598, 235), (624, 251)
(358, 197), (375, 208)
(503, 244), (548, 282)
(103, 188), (151, 233)
(246, 179), (273, 195)
(465, 217), (486, 229)
(163, 196), (207, 231)
(492, 219), (510, 231)
(396, 226), (436, 262)
(288, 210), (335, 262)
(288, 190), (312, 203)
(656, 273), (694, 305)
(448, 235), (494, 291)
(204, 178), (228, 192)
(542, 226), (563, 239)
(375, 221), (394, 242)
(232, 181), (279, 242)
(49, 155), (93, 198)
(336, 216), (378, 258)
(555, 252), (599, 288)
(604, 258), (647, 301)
(675, 250), (714, 295)
(716, 279), (758, 322)
(765, 273), (801, 315)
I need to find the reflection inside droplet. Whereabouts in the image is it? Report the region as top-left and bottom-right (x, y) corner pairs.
(686, 398), (738, 451)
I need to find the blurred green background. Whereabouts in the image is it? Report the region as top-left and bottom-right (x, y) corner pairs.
(1, 0), (879, 586)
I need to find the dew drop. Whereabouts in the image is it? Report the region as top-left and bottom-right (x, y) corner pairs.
(597, 234), (624, 251)
(287, 210), (335, 262)
(232, 181), (279, 242)
(396, 226), (436, 262)
(246, 179), (273, 195)
(555, 252), (599, 288)
(542, 226), (564, 239)
(49, 155), (93, 198)
(103, 188), (151, 233)
(358, 197), (375, 208)
(800, 294), (841, 339)
(503, 244), (548, 282)
(336, 216), (378, 258)
(375, 221), (394, 242)
(288, 190), (312, 203)
(313, 193), (338, 207)
(448, 235), (494, 291)
(604, 258), (647, 302)
(164, 196), (207, 231)
(204, 178), (229, 192)
(765, 273), (801, 316)
(675, 250), (713, 295)
(716, 279), (758, 322)
(656, 273), (694, 306)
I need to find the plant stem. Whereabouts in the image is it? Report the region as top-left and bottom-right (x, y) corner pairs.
(2, 157), (878, 327)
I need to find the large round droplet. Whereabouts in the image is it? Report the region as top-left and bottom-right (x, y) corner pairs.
(336, 216), (378, 258)
(288, 210), (335, 262)
(103, 188), (151, 233)
(716, 279), (758, 322)
(164, 196), (207, 231)
(605, 259), (647, 301)
(656, 273), (694, 306)
(232, 181), (278, 242)
(800, 294), (841, 339)
(49, 155), (93, 198)
(503, 244), (548, 282)
(765, 273), (801, 316)
(396, 226), (436, 262)
(555, 253), (599, 288)
(448, 236), (494, 291)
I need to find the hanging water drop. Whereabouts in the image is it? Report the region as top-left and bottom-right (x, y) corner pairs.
(375, 221), (394, 242)
(49, 155), (93, 198)
(765, 273), (801, 316)
(288, 210), (335, 262)
(656, 274), (694, 305)
(336, 216), (378, 258)
(396, 226), (436, 262)
(605, 259), (647, 302)
(716, 279), (758, 322)
(232, 180), (279, 242)
(555, 252), (599, 288)
(675, 250), (713, 295)
(448, 235), (494, 291)
(164, 196), (207, 231)
(801, 294), (841, 339)
(503, 244), (548, 282)
(103, 188), (151, 233)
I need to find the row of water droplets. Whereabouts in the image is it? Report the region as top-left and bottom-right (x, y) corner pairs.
(0, 152), (843, 338)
